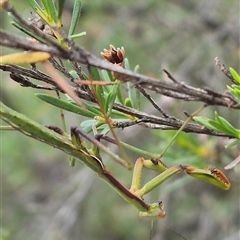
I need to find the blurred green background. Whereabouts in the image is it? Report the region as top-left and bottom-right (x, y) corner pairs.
(1, 0), (239, 240)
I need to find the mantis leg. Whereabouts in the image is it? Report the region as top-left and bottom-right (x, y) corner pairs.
(129, 158), (230, 218)
(0, 102), (230, 219)
(0, 102), (165, 218)
(129, 158), (230, 215)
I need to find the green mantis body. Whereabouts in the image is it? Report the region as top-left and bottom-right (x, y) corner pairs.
(0, 101), (230, 218)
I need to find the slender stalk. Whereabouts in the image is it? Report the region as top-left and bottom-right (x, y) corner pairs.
(157, 104), (207, 158)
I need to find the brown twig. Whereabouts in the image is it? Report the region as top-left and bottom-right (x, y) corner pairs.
(215, 57), (236, 84)
(1, 25), (239, 109)
(0, 4), (239, 138)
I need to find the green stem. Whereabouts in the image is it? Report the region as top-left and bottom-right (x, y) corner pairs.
(99, 135), (158, 159)
(157, 104), (207, 158)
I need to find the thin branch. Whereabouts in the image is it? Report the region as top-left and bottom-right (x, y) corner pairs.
(9, 73), (57, 90)
(0, 31), (65, 57)
(135, 85), (171, 118)
(112, 103), (232, 137)
(215, 57), (236, 84)
(0, 5), (239, 137)
(0, 64), (57, 85)
(1, 26), (239, 109)
(0, 64), (236, 137)
(49, 58), (75, 81)
(2, 2), (68, 54)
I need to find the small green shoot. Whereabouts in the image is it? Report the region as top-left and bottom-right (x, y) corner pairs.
(193, 111), (240, 139)
(68, 0), (82, 36)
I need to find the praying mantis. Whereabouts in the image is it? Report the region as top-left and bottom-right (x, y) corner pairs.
(0, 3), (232, 217)
(0, 101), (231, 219)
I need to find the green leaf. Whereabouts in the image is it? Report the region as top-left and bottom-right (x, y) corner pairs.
(95, 85), (105, 112)
(134, 64), (141, 110)
(208, 120), (229, 132)
(108, 110), (130, 119)
(230, 84), (240, 89)
(89, 66), (105, 109)
(193, 116), (222, 130)
(89, 65), (101, 80)
(225, 139), (240, 148)
(194, 114), (240, 138)
(104, 91), (112, 113)
(57, 0), (66, 20)
(106, 81), (121, 116)
(227, 85), (240, 99)
(101, 69), (114, 82)
(35, 93), (96, 118)
(84, 103), (103, 116)
(100, 70), (111, 94)
(65, 98), (103, 117)
(68, 0), (82, 36)
(42, 0), (58, 23)
(124, 58), (135, 108)
(208, 120), (239, 138)
(124, 98), (134, 108)
(101, 68), (124, 104)
(101, 70), (111, 82)
(214, 112), (240, 138)
(25, 0), (43, 12)
(69, 32), (87, 39)
(10, 21), (45, 43)
(229, 67), (240, 83)
(134, 65), (140, 73)
(124, 58), (131, 71)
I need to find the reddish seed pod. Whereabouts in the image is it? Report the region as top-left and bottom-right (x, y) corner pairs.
(101, 45), (125, 79)
(101, 44), (125, 67)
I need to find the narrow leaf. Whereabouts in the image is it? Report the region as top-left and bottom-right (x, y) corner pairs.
(124, 98), (134, 108)
(107, 81), (120, 116)
(215, 113), (240, 138)
(84, 103), (103, 116)
(104, 91), (112, 113)
(11, 21), (45, 43)
(89, 66), (105, 109)
(225, 139), (240, 148)
(229, 67), (240, 83)
(68, 0), (82, 36)
(36, 93), (96, 118)
(24, 0), (42, 12)
(95, 85), (105, 112)
(69, 32), (86, 39)
(134, 65), (141, 110)
(0, 51), (50, 64)
(41, 0), (51, 18)
(208, 120), (238, 137)
(57, 0), (66, 20)
(89, 65), (101, 80)
(227, 85), (240, 99)
(193, 116), (219, 130)
(124, 58), (135, 108)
